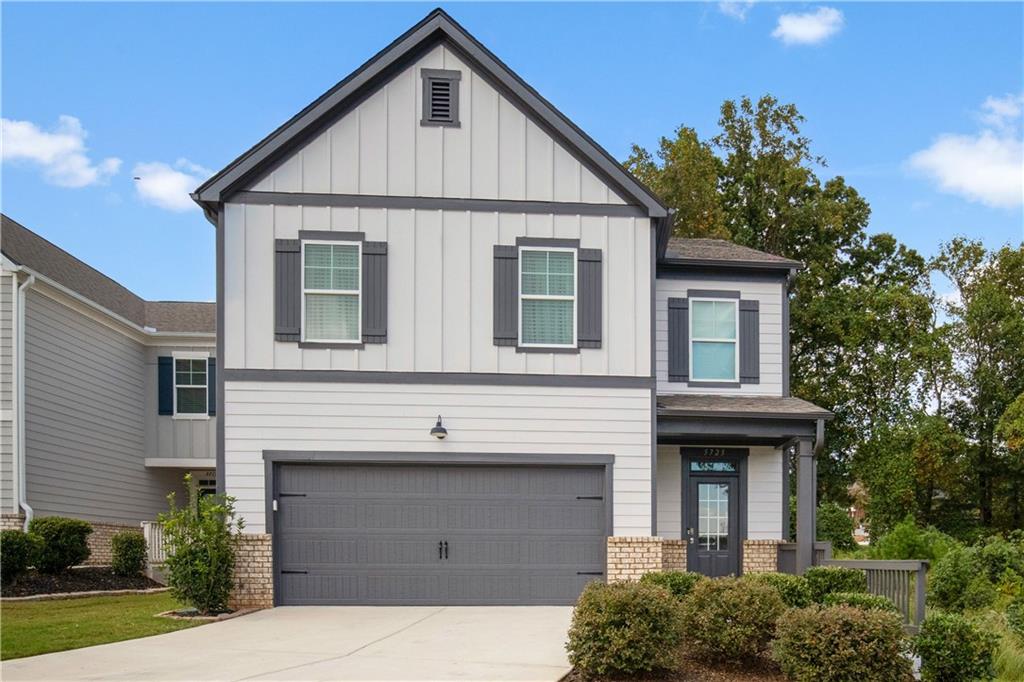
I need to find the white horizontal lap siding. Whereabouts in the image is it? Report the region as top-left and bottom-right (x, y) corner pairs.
(656, 445), (782, 541)
(248, 44), (627, 205)
(224, 381), (653, 535)
(223, 203), (651, 376)
(655, 277), (784, 395)
(0, 271), (14, 511)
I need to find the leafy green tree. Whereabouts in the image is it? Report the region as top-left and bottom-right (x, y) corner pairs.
(816, 501), (856, 551)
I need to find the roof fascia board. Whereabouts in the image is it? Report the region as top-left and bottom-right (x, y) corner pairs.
(658, 408), (833, 421)
(659, 257), (801, 271)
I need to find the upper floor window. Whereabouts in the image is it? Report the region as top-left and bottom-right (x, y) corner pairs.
(174, 353), (208, 417)
(519, 247), (576, 347)
(302, 241), (361, 342)
(690, 299), (738, 382)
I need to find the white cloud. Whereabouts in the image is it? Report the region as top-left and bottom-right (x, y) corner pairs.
(772, 7), (844, 45)
(1, 115), (121, 187)
(719, 2), (755, 21)
(132, 159), (212, 212)
(907, 93), (1024, 209)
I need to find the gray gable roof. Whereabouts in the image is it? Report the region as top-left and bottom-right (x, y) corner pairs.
(2, 215), (214, 334)
(664, 238), (802, 270)
(658, 393), (832, 420)
(192, 8), (668, 222)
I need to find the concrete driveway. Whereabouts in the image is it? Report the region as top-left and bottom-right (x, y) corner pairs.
(2, 606), (574, 681)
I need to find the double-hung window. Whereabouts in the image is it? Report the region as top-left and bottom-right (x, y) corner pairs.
(519, 247), (576, 347)
(690, 299), (738, 381)
(302, 241), (361, 343)
(173, 353), (208, 417)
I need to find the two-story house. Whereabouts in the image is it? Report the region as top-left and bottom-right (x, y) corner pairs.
(192, 9), (830, 608)
(0, 215), (217, 563)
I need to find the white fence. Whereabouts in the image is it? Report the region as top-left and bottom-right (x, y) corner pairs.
(140, 521), (166, 564)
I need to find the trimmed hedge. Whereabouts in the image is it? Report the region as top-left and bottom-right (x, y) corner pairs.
(823, 591), (899, 613)
(0, 529), (39, 585)
(27, 516), (92, 574)
(678, 576), (785, 662)
(804, 565), (867, 602)
(743, 572), (812, 608)
(566, 581), (682, 677)
(638, 570), (704, 600)
(772, 605), (912, 682)
(111, 531), (147, 577)
(914, 612), (997, 682)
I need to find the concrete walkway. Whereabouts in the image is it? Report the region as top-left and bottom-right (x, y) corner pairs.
(2, 606), (574, 681)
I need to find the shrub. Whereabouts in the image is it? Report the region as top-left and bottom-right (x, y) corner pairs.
(566, 581), (681, 677)
(915, 612), (997, 682)
(639, 570), (704, 600)
(27, 516), (92, 574)
(977, 535), (1024, 584)
(110, 531), (147, 577)
(871, 516), (958, 562)
(678, 576), (785, 662)
(743, 572), (812, 608)
(772, 605), (912, 682)
(823, 591), (899, 613)
(160, 475), (243, 614)
(1007, 596), (1024, 641)
(930, 545), (989, 611)
(0, 529), (39, 585)
(804, 565), (867, 602)
(817, 501), (856, 551)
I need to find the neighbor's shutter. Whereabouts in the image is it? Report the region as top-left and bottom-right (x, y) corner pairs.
(667, 298), (689, 382)
(158, 356), (173, 415)
(577, 248), (603, 348)
(739, 299), (760, 384)
(207, 357), (217, 416)
(275, 239), (301, 341)
(362, 241), (388, 343)
(493, 245), (519, 346)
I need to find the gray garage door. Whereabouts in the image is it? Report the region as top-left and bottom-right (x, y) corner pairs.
(274, 463), (607, 605)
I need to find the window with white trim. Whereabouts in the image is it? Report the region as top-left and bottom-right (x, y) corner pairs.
(690, 299), (738, 381)
(302, 241), (361, 342)
(519, 247), (576, 347)
(174, 354), (208, 416)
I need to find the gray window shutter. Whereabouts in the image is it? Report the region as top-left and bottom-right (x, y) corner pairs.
(274, 239), (301, 341)
(207, 357), (217, 416)
(158, 356), (173, 415)
(493, 245), (518, 346)
(577, 249), (602, 348)
(739, 299), (760, 384)
(668, 298), (689, 382)
(362, 241), (388, 343)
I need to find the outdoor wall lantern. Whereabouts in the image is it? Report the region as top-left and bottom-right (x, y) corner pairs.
(430, 415), (448, 440)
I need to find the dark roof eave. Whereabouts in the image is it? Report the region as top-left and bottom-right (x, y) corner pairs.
(658, 256), (802, 272)
(658, 408), (834, 421)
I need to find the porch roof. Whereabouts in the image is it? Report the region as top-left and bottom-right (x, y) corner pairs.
(657, 394), (832, 420)
(656, 394), (831, 446)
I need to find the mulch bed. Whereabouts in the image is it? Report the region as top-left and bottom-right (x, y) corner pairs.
(1, 567), (161, 598)
(562, 654), (786, 682)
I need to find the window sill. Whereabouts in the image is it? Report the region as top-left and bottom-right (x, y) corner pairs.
(686, 381), (741, 388)
(299, 341), (366, 350)
(172, 414), (211, 421)
(515, 346), (581, 354)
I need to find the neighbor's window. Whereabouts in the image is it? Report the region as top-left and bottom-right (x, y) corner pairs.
(174, 357), (208, 416)
(520, 248), (576, 347)
(303, 241), (361, 342)
(690, 299), (738, 381)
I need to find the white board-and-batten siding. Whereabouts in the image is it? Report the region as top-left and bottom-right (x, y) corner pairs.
(248, 44), (627, 205)
(224, 381), (653, 536)
(655, 276), (785, 395)
(223, 203), (652, 376)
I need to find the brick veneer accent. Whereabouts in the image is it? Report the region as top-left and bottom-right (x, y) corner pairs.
(607, 536), (665, 582)
(662, 539), (687, 571)
(1, 512), (25, 531)
(743, 539), (783, 574)
(84, 522), (138, 566)
(230, 533), (273, 610)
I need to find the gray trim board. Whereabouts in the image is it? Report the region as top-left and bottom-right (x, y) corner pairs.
(230, 191), (646, 218)
(298, 230), (365, 241)
(298, 342), (366, 350)
(659, 258), (797, 272)
(650, 233), (657, 536)
(224, 368), (654, 389)
(216, 208), (225, 495)
(515, 237), (580, 248)
(687, 289), (740, 299)
(515, 346), (580, 354)
(782, 279), (792, 397)
(782, 445), (791, 541)
(658, 415), (819, 441)
(687, 381), (741, 389)
(657, 266), (790, 283)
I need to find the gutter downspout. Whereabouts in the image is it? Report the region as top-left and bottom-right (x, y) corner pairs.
(14, 271), (35, 530)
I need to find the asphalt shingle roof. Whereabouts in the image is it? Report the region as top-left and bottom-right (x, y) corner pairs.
(665, 238), (801, 268)
(657, 393), (832, 419)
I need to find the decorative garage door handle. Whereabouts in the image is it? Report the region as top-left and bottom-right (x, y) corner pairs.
(577, 571), (604, 576)
(444, 541), (449, 559)
(575, 496), (603, 500)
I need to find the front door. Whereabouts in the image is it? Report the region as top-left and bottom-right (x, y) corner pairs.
(685, 475), (740, 577)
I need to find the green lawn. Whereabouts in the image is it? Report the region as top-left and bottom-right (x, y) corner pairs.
(1, 592), (203, 660)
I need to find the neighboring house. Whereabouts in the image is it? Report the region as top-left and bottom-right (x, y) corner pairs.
(193, 8), (831, 608)
(0, 215), (216, 563)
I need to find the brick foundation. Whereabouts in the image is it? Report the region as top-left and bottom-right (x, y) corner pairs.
(662, 539), (687, 570)
(84, 522), (139, 566)
(230, 533), (273, 609)
(742, 539), (783, 574)
(1, 512), (25, 531)
(607, 536), (664, 582)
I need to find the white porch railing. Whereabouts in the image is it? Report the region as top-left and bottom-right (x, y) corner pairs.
(141, 521), (166, 564)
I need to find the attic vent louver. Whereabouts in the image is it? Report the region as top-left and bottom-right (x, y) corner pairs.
(421, 68), (461, 127)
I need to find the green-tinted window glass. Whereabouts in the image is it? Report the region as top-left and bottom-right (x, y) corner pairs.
(304, 242), (360, 341)
(691, 300), (737, 381)
(521, 249), (575, 346)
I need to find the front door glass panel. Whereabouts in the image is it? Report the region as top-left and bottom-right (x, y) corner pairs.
(698, 482), (730, 551)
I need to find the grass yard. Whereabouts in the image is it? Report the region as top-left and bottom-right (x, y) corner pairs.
(1, 592), (202, 660)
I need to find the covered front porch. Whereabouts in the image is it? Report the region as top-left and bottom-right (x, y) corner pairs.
(654, 394), (832, 577)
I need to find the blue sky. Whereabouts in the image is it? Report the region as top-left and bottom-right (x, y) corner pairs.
(2, 2), (1021, 302)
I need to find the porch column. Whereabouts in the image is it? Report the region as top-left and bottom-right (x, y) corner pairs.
(796, 437), (816, 574)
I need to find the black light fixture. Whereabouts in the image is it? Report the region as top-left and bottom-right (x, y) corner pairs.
(430, 415), (448, 440)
